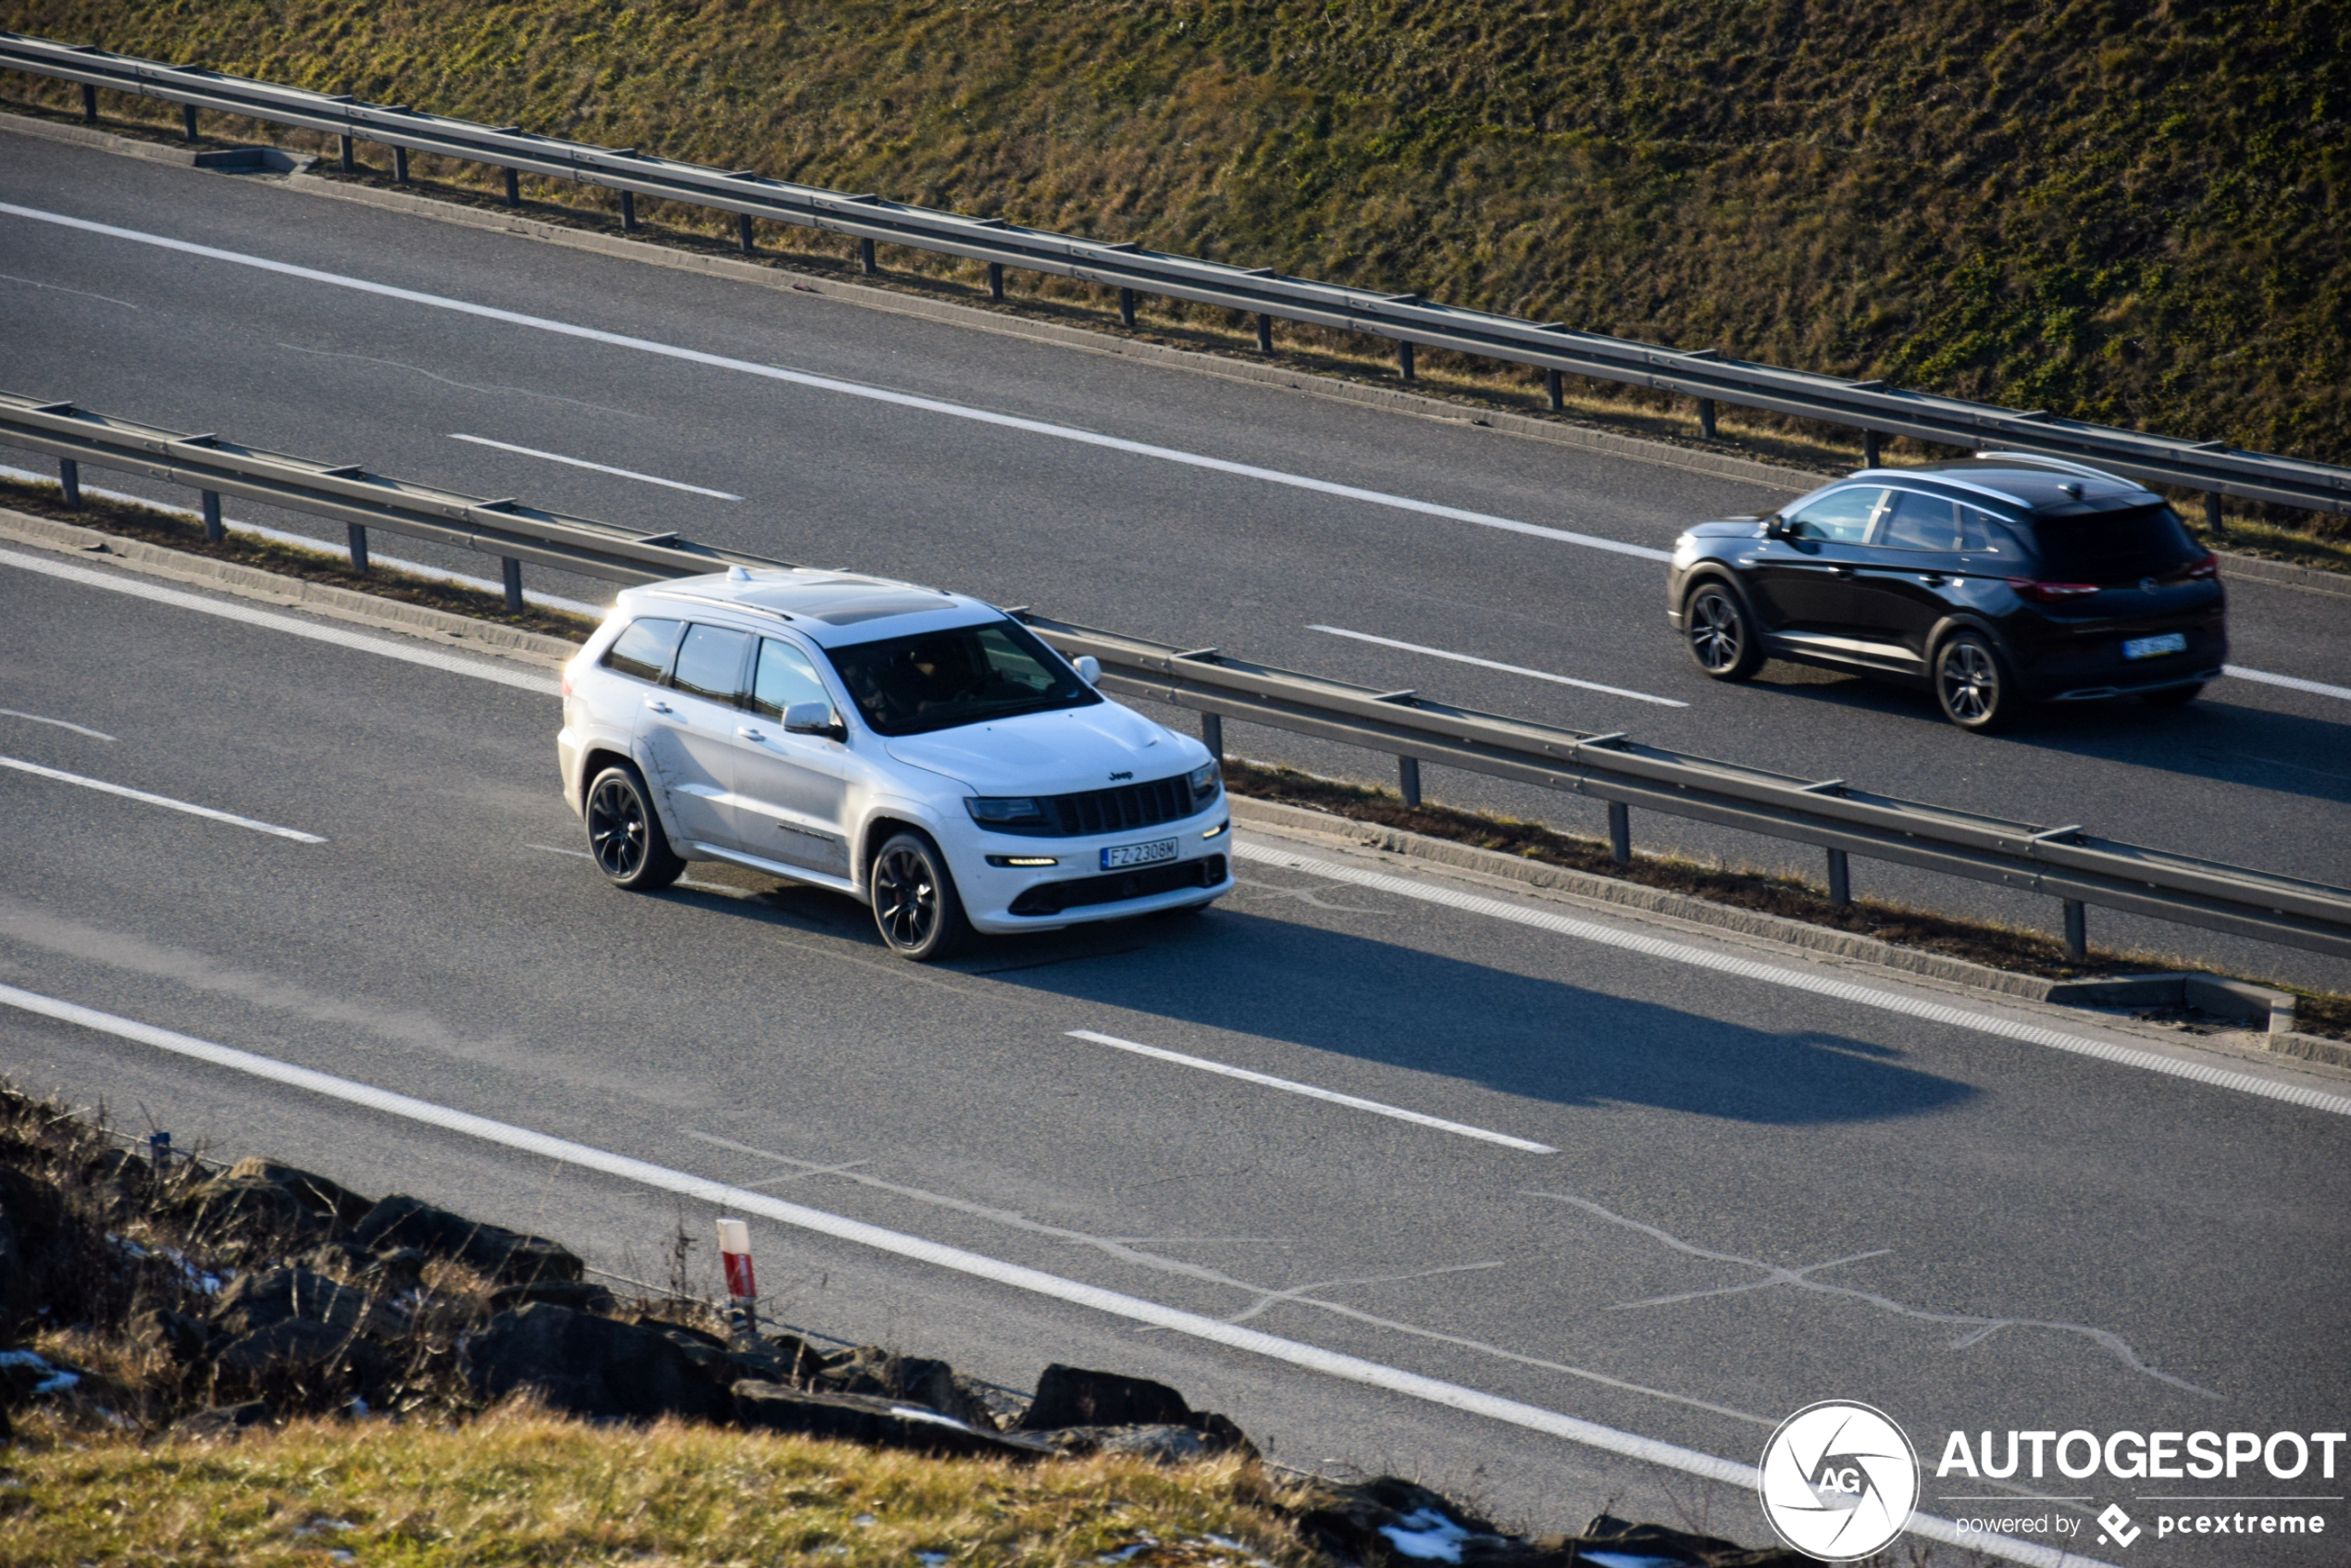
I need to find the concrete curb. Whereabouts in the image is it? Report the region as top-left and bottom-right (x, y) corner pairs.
(0, 505), (582, 669)
(1226, 794), (2349, 1067)
(2211, 551), (2351, 600)
(0, 107), (308, 171)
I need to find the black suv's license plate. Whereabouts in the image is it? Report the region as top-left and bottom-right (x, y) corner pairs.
(2123, 632), (2188, 659)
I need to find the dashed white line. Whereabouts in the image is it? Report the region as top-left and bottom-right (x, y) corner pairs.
(0, 202), (1676, 564)
(449, 433), (743, 500)
(0, 708), (115, 741)
(2225, 664), (2351, 703)
(0, 754), (324, 842)
(1064, 1028), (1556, 1152)
(1307, 625), (1686, 707)
(0, 980), (2084, 1567)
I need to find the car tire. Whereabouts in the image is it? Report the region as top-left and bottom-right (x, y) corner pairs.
(870, 831), (970, 962)
(1933, 630), (2019, 732)
(1683, 579), (1764, 681)
(584, 764), (686, 891)
(2142, 682), (2205, 709)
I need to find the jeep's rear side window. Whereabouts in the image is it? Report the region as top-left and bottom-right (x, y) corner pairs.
(601, 617), (684, 683)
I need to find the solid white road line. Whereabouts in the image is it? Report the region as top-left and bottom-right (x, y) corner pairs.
(0, 754), (323, 842)
(0, 548), (563, 696)
(2225, 664), (2351, 703)
(1064, 1028), (1557, 1152)
(1237, 841), (2351, 1119)
(1307, 625), (1686, 707)
(0, 980), (2086, 1568)
(449, 433), (743, 500)
(0, 462), (609, 617)
(0, 202), (1675, 565)
(0, 708), (115, 741)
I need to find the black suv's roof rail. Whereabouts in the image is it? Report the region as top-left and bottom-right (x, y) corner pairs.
(1972, 450), (2127, 483)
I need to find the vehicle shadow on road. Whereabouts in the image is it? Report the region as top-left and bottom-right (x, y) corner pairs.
(952, 903), (1978, 1127)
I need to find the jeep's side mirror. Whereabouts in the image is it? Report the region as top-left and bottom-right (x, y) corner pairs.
(1075, 655), (1101, 687)
(784, 701), (846, 740)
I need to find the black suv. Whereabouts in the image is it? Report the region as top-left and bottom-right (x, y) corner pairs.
(1664, 454), (2225, 730)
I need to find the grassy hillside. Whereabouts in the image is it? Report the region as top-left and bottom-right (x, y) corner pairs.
(7, 1), (2348, 469)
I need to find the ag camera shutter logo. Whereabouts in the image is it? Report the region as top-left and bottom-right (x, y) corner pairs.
(1759, 1400), (1921, 1560)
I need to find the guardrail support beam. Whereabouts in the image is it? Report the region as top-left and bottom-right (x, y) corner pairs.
(338, 133), (354, 173)
(1826, 847), (1850, 906)
(347, 523), (370, 575)
(200, 491), (224, 543)
(502, 557), (524, 614)
(1119, 288), (1137, 330)
(57, 457), (81, 508)
(1399, 756), (1422, 808)
(1397, 340), (1415, 381)
(988, 262), (1005, 303)
(1546, 369), (1563, 413)
(619, 190), (637, 231)
(392, 145), (409, 183)
(80, 82), (96, 123)
(1609, 801), (1631, 865)
(504, 168), (521, 207)
(860, 237), (877, 276)
(2063, 899), (2088, 963)
(1698, 397), (1718, 442)
(1200, 713), (1224, 765)
(1862, 429), (1883, 467)
(1256, 313), (1274, 355)
(2205, 492), (2226, 540)
(737, 214), (754, 254)
(181, 104), (198, 143)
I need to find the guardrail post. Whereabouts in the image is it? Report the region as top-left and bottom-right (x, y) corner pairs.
(200, 491), (225, 543)
(1200, 713), (1224, 764)
(392, 145), (409, 183)
(1255, 313), (1274, 355)
(1397, 340), (1415, 381)
(1826, 848), (1850, 905)
(737, 213), (755, 254)
(619, 190), (637, 231)
(58, 458), (81, 508)
(988, 262), (1005, 302)
(1698, 398), (1718, 441)
(504, 168), (521, 207)
(346, 523), (370, 575)
(859, 237), (877, 276)
(1399, 756), (1422, 808)
(502, 557), (524, 614)
(2204, 492), (2226, 540)
(338, 133), (355, 172)
(1608, 801), (1631, 865)
(81, 83), (99, 123)
(1862, 430), (1883, 467)
(181, 104), (198, 143)
(2062, 899), (2088, 962)
(1119, 288), (1138, 330)
(1546, 369), (1563, 413)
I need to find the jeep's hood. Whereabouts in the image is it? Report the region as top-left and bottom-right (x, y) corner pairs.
(884, 702), (1203, 795)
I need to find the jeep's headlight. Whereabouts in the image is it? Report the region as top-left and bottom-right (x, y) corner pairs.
(1188, 761), (1222, 806)
(965, 796), (1047, 828)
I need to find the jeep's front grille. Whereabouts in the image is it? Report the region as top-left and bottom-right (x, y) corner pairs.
(990, 774), (1207, 838)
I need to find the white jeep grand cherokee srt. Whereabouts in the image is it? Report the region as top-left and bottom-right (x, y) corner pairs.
(557, 566), (1232, 959)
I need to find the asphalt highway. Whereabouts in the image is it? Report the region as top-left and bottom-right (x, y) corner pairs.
(3, 545), (2348, 1565)
(2, 127), (2349, 993)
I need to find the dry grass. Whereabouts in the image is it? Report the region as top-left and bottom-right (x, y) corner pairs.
(3, 0), (2346, 557)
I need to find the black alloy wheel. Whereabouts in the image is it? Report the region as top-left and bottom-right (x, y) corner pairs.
(1685, 580), (1763, 680)
(585, 765), (684, 890)
(870, 831), (969, 961)
(1934, 631), (2016, 732)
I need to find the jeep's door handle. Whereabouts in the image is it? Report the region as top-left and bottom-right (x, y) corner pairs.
(643, 698), (673, 715)
(737, 727), (767, 742)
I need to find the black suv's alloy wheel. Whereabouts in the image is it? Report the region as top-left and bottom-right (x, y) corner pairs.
(1934, 632), (2015, 732)
(1685, 581), (1763, 680)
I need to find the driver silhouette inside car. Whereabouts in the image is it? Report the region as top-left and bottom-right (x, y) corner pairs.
(899, 636), (986, 717)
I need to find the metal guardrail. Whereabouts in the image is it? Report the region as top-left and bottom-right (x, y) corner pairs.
(6, 390), (2347, 965)
(6, 28), (2350, 520)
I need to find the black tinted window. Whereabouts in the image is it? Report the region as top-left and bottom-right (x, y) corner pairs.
(2021, 504), (2201, 581)
(1960, 507), (2021, 555)
(826, 620), (1101, 737)
(600, 617), (684, 682)
(671, 624), (753, 703)
(1877, 491), (1961, 552)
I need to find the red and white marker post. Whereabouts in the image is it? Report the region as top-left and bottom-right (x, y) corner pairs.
(715, 1217), (757, 1331)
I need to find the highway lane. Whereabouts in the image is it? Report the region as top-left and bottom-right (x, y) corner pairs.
(3, 128), (2350, 993)
(4, 549), (2348, 1563)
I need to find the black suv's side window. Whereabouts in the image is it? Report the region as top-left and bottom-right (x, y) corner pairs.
(1877, 490), (1962, 551)
(670, 624), (754, 703)
(600, 617), (685, 682)
(1785, 487), (1884, 542)
(1959, 506), (2021, 555)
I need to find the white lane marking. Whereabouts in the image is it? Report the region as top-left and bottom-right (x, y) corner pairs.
(0, 463), (609, 617)
(0, 268), (141, 309)
(1065, 1028), (1556, 1153)
(449, 433), (743, 500)
(0, 708), (115, 741)
(0, 203), (1675, 564)
(1307, 625), (1686, 707)
(0, 754), (324, 842)
(0, 548), (563, 696)
(1237, 841), (2351, 1119)
(2226, 664), (2351, 703)
(0, 982), (2085, 1568)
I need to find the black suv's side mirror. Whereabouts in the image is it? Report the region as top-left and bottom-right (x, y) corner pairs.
(784, 701), (847, 741)
(1763, 516), (1790, 539)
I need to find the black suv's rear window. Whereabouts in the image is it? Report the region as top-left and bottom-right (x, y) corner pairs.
(2021, 504), (2201, 582)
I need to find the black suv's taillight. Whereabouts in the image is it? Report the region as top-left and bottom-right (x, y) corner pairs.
(2005, 578), (2101, 604)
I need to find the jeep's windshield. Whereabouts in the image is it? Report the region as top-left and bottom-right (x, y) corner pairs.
(823, 619), (1101, 736)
